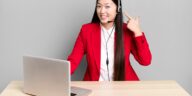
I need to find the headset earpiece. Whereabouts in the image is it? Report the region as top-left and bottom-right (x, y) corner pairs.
(117, 0), (121, 12)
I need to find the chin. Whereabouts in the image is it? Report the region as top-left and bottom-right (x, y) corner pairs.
(100, 21), (108, 24)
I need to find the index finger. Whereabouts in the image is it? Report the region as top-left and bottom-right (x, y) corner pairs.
(124, 11), (132, 20)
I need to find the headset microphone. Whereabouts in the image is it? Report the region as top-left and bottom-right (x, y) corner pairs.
(107, 21), (114, 23)
(108, 0), (121, 23)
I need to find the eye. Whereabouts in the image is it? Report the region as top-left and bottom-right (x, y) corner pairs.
(96, 5), (101, 8)
(105, 6), (110, 9)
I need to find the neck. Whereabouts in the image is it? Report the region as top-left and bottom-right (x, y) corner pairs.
(101, 22), (114, 30)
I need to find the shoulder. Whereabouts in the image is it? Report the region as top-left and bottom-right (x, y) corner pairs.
(122, 23), (128, 32)
(78, 22), (100, 38)
(79, 22), (100, 36)
(81, 22), (100, 30)
(122, 23), (134, 36)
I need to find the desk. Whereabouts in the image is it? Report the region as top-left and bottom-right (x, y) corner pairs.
(0, 80), (190, 96)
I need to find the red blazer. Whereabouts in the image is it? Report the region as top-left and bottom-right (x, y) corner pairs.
(67, 23), (152, 81)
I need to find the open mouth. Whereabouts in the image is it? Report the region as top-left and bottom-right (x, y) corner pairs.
(100, 15), (108, 20)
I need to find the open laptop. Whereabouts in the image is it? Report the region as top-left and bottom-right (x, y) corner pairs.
(23, 55), (92, 96)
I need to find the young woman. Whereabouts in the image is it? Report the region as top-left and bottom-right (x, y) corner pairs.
(67, 0), (152, 81)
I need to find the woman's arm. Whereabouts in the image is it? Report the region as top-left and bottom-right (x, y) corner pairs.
(67, 26), (86, 74)
(130, 33), (152, 65)
(124, 12), (152, 65)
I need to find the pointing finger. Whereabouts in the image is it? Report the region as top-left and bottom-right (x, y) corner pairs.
(124, 11), (132, 20)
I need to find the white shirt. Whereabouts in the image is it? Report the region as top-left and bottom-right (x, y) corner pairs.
(99, 24), (115, 81)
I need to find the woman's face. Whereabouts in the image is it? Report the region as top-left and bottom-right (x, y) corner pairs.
(96, 0), (117, 24)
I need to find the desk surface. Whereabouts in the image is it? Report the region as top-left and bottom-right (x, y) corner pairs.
(0, 80), (191, 96)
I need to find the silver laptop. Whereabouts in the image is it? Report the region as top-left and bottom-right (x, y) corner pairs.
(23, 55), (91, 96)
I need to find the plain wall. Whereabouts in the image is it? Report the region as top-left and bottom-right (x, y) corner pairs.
(0, 0), (191, 94)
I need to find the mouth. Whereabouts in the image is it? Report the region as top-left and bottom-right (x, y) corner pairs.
(100, 15), (108, 20)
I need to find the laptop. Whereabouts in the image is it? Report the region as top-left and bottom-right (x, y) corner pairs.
(23, 55), (92, 96)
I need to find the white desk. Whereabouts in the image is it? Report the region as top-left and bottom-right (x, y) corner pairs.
(0, 80), (191, 96)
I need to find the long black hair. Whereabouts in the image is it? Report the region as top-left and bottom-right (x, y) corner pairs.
(91, 0), (125, 81)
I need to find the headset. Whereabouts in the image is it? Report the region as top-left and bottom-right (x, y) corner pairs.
(118, 0), (121, 13)
(107, 0), (121, 23)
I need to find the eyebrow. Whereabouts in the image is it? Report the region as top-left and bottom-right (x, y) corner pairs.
(97, 2), (110, 5)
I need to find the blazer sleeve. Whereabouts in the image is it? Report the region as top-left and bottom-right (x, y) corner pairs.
(130, 32), (152, 66)
(67, 26), (87, 74)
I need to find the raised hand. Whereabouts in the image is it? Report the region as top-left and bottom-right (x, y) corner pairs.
(124, 11), (143, 37)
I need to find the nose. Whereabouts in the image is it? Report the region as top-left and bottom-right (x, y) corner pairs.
(100, 7), (106, 14)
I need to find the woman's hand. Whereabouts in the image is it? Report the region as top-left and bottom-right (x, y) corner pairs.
(124, 12), (143, 37)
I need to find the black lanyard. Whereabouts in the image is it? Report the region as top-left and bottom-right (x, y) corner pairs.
(101, 25), (115, 81)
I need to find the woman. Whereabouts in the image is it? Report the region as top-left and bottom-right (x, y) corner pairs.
(67, 0), (152, 81)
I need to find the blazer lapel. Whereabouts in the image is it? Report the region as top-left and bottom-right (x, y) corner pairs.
(91, 23), (101, 73)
